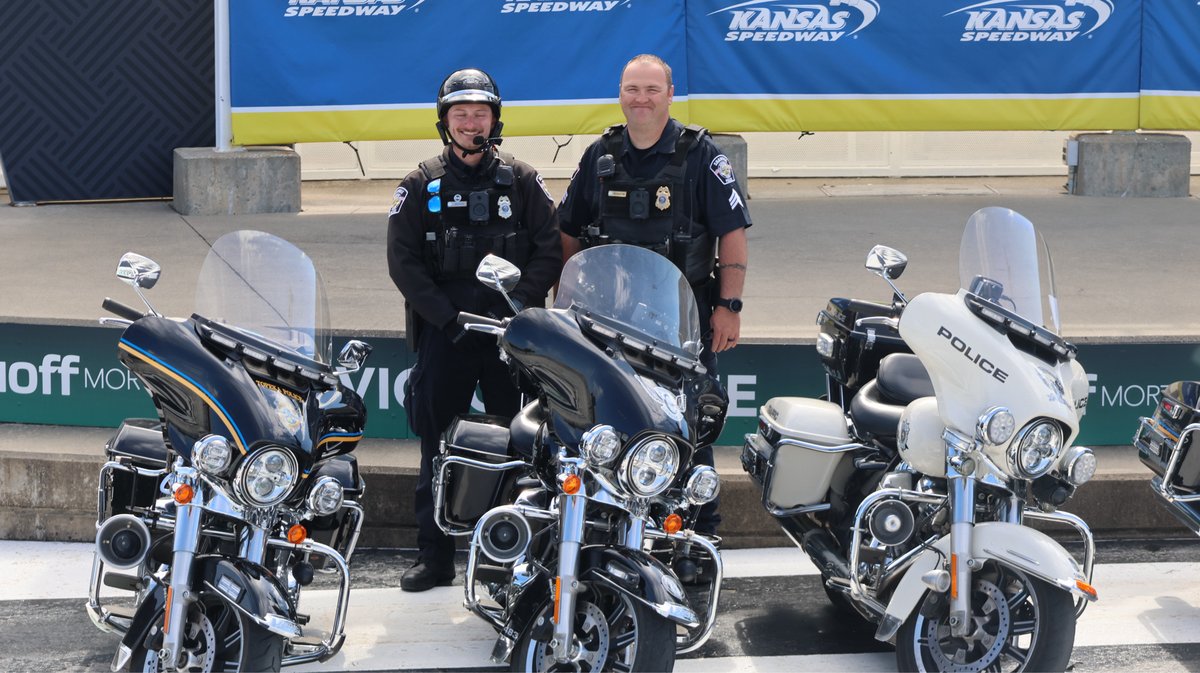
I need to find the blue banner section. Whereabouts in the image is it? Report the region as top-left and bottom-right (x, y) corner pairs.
(686, 0), (1140, 97)
(231, 0), (686, 110)
(1142, 1), (1200, 93)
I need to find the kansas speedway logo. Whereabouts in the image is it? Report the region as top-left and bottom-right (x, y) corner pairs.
(712, 0), (881, 43)
(501, 0), (632, 13)
(284, 0), (426, 18)
(948, 0), (1114, 42)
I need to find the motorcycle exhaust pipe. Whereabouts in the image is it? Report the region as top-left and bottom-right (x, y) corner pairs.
(96, 514), (152, 570)
(476, 506), (532, 564)
(801, 528), (852, 580)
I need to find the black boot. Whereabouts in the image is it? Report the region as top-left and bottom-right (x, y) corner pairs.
(401, 559), (455, 592)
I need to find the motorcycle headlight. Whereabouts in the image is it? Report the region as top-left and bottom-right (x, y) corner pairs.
(1006, 420), (1063, 479)
(236, 448), (299, 507)
(193, 435), (232, 475)
(618, 437), (679, 498)
(978, 407), (1016, 445)
(580, 424), (621, 467)
(1063, 446), (1097, 486)
(684, 465), (720, 505)
(306, 476), (344, 516)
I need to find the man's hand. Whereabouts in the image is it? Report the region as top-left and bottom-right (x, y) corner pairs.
(711, 306), (741, 353)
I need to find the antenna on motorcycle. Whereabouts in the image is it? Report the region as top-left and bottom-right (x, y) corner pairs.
(115, 252), (164, 317)
(865, 245), (908, 305)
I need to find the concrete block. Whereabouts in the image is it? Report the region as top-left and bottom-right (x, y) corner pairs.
(709, 133), (750, 199)
(173, 147), (301, 216)
(1071, 132), (1191, 197)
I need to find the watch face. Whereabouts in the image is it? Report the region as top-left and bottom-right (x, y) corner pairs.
(730, 299), (743, 313)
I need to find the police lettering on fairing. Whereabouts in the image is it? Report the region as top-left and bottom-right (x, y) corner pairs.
(712, 0), (881, 43)
(948, 0), (1115, 43)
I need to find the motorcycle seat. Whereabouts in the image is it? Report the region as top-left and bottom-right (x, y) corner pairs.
(849, 354), (933, 445)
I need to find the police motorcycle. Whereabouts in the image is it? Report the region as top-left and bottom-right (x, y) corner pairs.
(433, 244), (724, 672)
(1135, 382), (1200, 535)
(86, 230), (371, 672)
(743, 207), (1100, 671)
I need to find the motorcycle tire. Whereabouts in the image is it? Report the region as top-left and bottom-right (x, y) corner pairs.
(129, 591), (284, 672)
(895, 562), (1075, 673)
(511, 581), (676, 672)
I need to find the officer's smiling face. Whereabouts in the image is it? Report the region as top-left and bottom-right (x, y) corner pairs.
(619, 61), (673, 131)
(444, 103), (495, 150)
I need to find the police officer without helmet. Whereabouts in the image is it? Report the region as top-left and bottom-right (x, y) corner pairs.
(559, 54), (752, 543)
(387, 68), (562, 592)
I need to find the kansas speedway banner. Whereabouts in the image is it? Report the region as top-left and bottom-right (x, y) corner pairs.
(1140, 1), (1200, 130)
(686, 0), (1141, 132)
(229, 0), (687, 144)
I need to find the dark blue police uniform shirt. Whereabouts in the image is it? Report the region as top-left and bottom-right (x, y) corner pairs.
(559, 118), (752, 239)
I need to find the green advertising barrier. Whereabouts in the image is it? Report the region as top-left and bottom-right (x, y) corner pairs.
(2, 322), (1198, 446)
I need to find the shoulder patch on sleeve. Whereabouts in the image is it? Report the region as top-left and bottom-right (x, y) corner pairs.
(388, 185), (409, 216)
(709, 154), (737, 186)
(535, 173), (554, 202)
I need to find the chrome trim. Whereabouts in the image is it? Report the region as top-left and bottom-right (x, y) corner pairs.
(434, 454), (528, 536)
(744, 431), (863, 517)
(1022, 508), (1096, 617)
(848, 488), (947, 616)
(267, 537), (353, 665)
(643, 529), (724, 654)
(1145, 420), (1200, 503)
(551, 472), (587, 662)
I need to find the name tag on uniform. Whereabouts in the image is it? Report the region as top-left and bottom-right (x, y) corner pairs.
(607, 190), (627, 198)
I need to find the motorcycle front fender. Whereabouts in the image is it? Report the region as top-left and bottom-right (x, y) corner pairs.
(877, 521), (1094, 642)
(579, 545), (700, 628)
(195, 556), (301, 639)
(113, 583), (167, 671)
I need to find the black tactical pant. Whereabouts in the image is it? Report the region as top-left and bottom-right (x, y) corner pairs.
(405, 325), (520, 569)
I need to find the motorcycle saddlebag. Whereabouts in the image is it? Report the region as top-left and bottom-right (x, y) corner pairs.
(1136, 381), (1200, 490)
(104, 419), (168, 517)
(742, 398), (856, 509)
(441, 414), (517, 529)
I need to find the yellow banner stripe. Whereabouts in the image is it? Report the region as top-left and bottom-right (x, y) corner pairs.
(1140, 95), (1200, 131)
(117, 342), (248, 455)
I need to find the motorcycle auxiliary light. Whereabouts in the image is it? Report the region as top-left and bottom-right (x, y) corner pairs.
(580, 424), (621, 466)
(306, 476), (345, 516)
(684, 465), (721, 505)
(978, 407), (1016, 445)
(193, 434), (233, 475)
(1063, 446), (1098, 486)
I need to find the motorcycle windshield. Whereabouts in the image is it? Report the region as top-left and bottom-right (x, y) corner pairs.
(194, 230), (332, 366)
(554, 244), (702, 358)
(958, 207), (1060, 334)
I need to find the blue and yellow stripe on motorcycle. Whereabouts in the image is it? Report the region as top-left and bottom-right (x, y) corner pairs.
(118, 339), (249, 455)
(316, 431), (363, 451)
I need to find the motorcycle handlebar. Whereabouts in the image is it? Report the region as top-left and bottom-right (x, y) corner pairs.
(102, 297), (145, 321)
(457, 312), (505, 329)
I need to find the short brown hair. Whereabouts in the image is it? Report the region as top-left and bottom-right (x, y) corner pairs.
(621, 54), (672, 89)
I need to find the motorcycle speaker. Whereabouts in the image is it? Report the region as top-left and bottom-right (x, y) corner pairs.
(867, 500), (916, 547)
(477, 506), (532, 564)
(96, 514), (152, 570)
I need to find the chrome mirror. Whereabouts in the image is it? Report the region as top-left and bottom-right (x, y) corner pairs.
(865, 245), (907, 280)
(476, 254), (521, 294)
(336, 340), (373, 373)
(116, 253), (161, 289)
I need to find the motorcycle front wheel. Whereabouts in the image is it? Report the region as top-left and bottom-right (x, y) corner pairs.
(512, 581), (676, 672)
(896, 562), (1075, 672)
(131, 591), (283, 672)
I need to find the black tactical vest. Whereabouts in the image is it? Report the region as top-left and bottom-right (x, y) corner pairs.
(581, 124), (716, 286)
(420, 152), (529, 280)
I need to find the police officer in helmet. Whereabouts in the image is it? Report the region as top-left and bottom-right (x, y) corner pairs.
(388, 68), (562, 592)
(559, 54), (751, 553)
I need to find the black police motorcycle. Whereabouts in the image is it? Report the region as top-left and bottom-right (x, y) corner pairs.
(87, 230), (372, 672)
(433, 245), (723, 672)
(1135, 381), (1200, 534)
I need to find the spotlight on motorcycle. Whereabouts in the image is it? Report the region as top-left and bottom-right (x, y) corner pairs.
(867, 499), (916, 547)
(684, 465), (721, 505)
(1063, 446), (1098, 486)
(96, 514), (152, 570)
(580, 424), (621, 466)
(477, 506), (532, 563)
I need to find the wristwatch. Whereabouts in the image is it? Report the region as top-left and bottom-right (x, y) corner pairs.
(715, 297), (743, 313)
